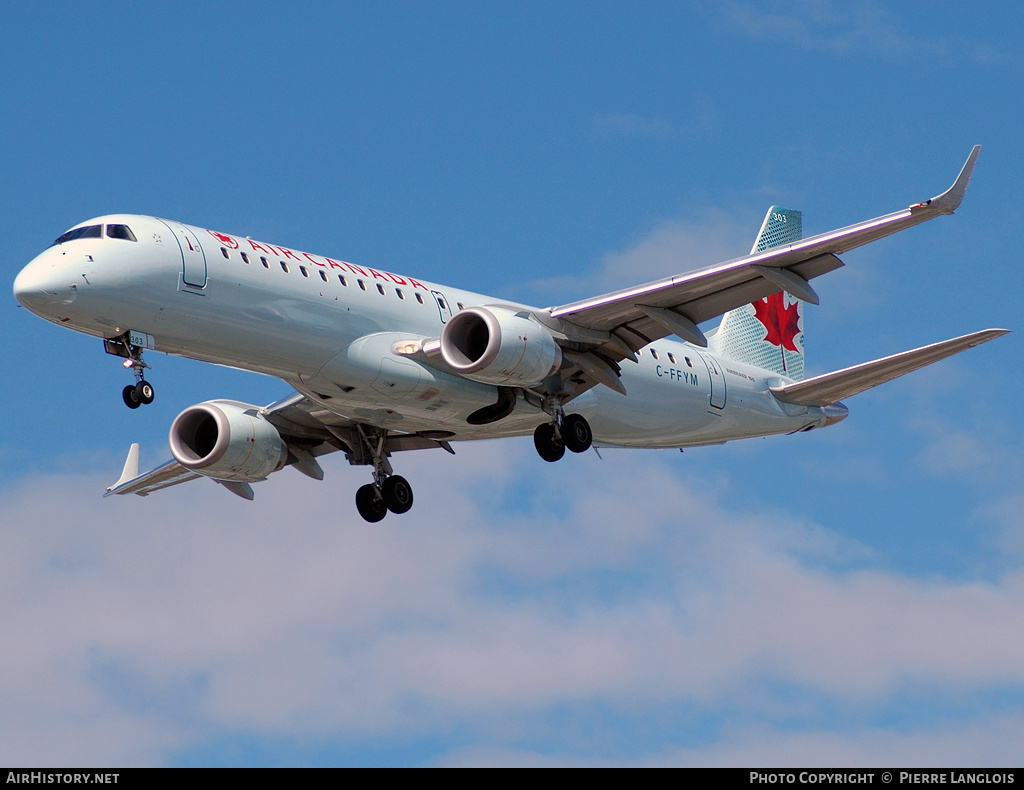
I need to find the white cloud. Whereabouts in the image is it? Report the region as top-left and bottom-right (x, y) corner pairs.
(713, 0), (1008, 64)
(2, 441), (1023, 765)
(592, 113), (675, 141)
(440, 716), (1024, 766)
(525, 210), (757, 305)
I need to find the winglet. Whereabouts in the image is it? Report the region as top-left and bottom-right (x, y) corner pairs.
(919, 145), (981, 214)
(107, 443), (141, 494)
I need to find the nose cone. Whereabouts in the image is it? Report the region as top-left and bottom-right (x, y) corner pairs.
(14, 249), (72, 317)
(14, 258), (56, 313)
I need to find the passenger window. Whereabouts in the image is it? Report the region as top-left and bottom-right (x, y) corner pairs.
(319, 270), (328, 282)
(376, 283), (386, 295)
(358, 279), (366, 291)
(457, 302), (465, 311)
(396, 289), (405, 300)
(106, 224), (137, 242)
(261, 257), (269, 268)
(221, 248), (230, 259)
(300, 266), (309, 278)
(437, 297), (447, 310)
(241, 252), (250, 264)
(651, 349), (659, 360)
(415, 293), (424, 304)
(685, 357), (693, 368)
(668, 353), (677, 364)
(338, 275), (348, 286)
(280, 261), (289, 273)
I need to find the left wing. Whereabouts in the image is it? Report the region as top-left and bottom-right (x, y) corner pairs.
(104, 391), (452, 500)
(545, 147), (981, 362)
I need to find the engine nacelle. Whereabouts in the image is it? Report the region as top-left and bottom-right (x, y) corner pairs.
(440, 306), (562, 387)
(169, 400), (287, 482)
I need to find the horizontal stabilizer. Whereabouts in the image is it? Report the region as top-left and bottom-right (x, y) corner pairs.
(771, 328), (1009, 407)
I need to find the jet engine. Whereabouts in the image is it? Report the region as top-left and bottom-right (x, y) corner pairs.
(169, 400), (287, 482)
(440, 306), (562, 387)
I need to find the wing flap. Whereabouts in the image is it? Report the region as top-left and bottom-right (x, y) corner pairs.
(263, 391), (358, 442)
(770, 328), (1008, 407)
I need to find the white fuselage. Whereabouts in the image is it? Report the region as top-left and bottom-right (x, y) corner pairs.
(14, 215), (837, 447)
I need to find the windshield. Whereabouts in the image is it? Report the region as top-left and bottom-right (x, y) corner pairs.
(106, 224), (137, 241)
(52, 225), (102, 246)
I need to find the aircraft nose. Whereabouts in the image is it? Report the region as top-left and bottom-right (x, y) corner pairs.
(13, 250), (73, 315)
(13, 260), (56, 312)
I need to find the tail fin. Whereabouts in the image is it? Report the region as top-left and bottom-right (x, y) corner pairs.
(709, 206), (806, 380)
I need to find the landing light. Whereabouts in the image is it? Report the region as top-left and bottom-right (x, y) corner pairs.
(392, 341), (421, 355)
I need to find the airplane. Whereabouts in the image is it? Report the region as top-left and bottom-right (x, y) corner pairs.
(12, 146), (1008, 522)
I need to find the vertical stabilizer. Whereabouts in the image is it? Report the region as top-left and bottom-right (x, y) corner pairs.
(709, 206), (805, 380)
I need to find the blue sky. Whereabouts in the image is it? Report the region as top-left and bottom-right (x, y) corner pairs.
(2, 1), (1023, 767)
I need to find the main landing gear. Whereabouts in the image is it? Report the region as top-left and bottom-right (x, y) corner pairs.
(352, 425), (416, 523)
(533, 411), (593, 462)
(355, 475), (414, 523)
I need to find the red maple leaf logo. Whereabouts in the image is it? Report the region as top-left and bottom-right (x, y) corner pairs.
(207, 229), (239, 249)
(752, 292), (801, 352)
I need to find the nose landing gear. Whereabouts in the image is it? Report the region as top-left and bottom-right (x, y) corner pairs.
(122, 380), (155, 409)
(121, 355), (155, 410)
(105, 332), (156, 409)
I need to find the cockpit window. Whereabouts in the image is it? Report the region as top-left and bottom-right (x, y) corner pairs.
(106, 224), (137, 242)
(52, 225), (102, 245)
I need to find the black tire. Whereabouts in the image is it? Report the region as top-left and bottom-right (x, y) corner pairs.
(381, 475), (414, 514)
(135, 380), (155, 405)
(355, 484), (387, 523)
(563, 413), (593, 454)
(122, 384), (141, 409)
(533, 422), (565, 462)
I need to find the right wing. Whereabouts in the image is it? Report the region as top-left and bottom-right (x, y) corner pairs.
(544, 147), (982, 366)
(770, 328), (1009, 407)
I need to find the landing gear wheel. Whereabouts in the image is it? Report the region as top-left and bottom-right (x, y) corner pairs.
(534, 422), (565, 463)
(135, 380), (155, 405)
(563, 413), (593, 454)
(122, 384), (141, 409)
(381, 475), (414, 514)
(355, 484), (387, 523)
